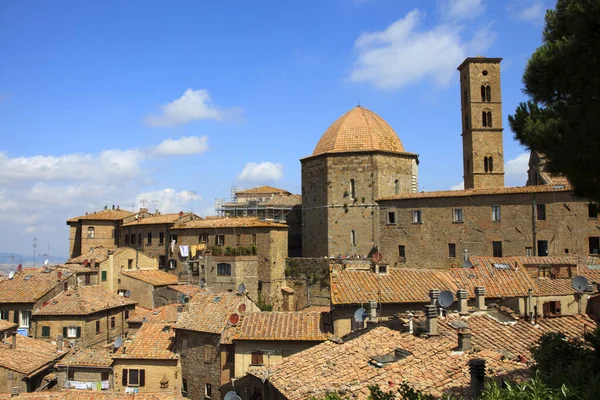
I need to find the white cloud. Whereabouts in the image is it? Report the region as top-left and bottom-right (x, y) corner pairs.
(505, 152), (530, 187)
(450, 181), (465, 190)
(144, 89), (242, 127)
(509, 1), (547, 24)
(153, 136), (208, 156)
(348, 6), (495, 90)
(440, 0), (484, 21)
(237, 162), (283, 183)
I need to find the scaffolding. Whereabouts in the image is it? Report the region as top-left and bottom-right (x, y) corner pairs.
(215, 186), (300, 223)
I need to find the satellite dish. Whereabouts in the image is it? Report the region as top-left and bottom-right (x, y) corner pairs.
(572, 275), (589, 292)
(438, 291), (454, 308)
(199, 278), (206, 288)
(372, 252), (383, 263)
(224, 391), (242, 400)
(124, 290), (131, 298)
(83, 259), (89, 266)
(8, 271), (14, 280)
(44, 259), (49, 266)
(354, 307), (368, 323)
(238, 303), (246, 313)
(113, 336), (123, 349)
(237, 283), (246, 294)
(180, 294), (190, 304)
(228, 313), (240, 325)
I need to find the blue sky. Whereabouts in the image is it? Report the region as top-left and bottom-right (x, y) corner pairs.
(0, 0), (552, 258)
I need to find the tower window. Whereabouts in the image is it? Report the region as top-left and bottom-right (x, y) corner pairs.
(492, 206), (501, 222)
(537, 204), (546, 220)
(394, 179), (400, 195)
(448, 243), (456, 258)
(589, 204), (599, 219)
(350, 230), (357, 246)
(481, 85), (491, 102)
(484, 156), (494, 173)
(350, 179), (356, 199)
(492, 241), (503, 257)
(482, 111), (492, 127)
(412, 210), (422, 224)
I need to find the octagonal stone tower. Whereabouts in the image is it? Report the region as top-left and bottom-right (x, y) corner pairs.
(301, 106), (419, 257)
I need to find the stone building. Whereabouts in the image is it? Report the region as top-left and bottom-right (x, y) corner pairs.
(55, 347), (114, 391)
(31, 285), (136, 348)
(201, 255), (259, 302)
(300, 106), (419, 258)
(153, 284), (203, 308)
(118, 270), (179, 309)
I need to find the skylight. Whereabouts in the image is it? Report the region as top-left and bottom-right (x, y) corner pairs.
(493, 263), (511, 270)
(24, 275), (33, 281)
(369, 348), (412, 368)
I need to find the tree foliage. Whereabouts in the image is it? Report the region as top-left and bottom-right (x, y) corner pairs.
(508, 0), (600, 202)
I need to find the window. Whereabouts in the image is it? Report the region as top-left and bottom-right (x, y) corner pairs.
(543, 301), (562, 317)
(398, 245), (406, 260)
(394, 179), (400, 195)
(147, 232), (152, 245)
(122, 369), (145, 387)
(484, 156), (494, 173)
(378, 264), (387, 274)
(412, 210), (422, 224)
(537, 204), (546, 220)
(448, 243), (456, 258)
(537, 240), (549, 256)
(95, 320), (101, 334)
(251, 351), (264, 365)
(101, 372), (109, 382)
(526, 247), (533, 257)
(217, 263), (231, 276)
(205, 383), (212, 398)
(63, 281), (68, 291)
(236, 234), (241, 246)
(492, 241), (503, 257)
(565, 248), (570, 254)
(350, 179), (356, 199)
(41, 326), (50, 337)
(87, 227), (95, 239)
(65, 326), (79, 338)
(130, 234), (136, 244)
(128, 259), (133, 269)
(68, 369), (75, 380)
(492, 206), (501, 222)
(138, 233), (141, 244)
(204, 345), (215, 363)
(84, 274), (91, 285)
(387, 212), (396, 224)
(125, 234), (129, 245)
(589, 237), (600, 254)
(19, 310), (31, 328)
(350, 230), (356, 246)
(101, 270), (107, 281)
(110, 316), (116, 329)
(481, 84), (491, 102)
(159, 232), (165, 244)
(124, 310), (129, 319)
(252, 234), (257, 245)
(216, 234), (224, 246)
(589, 204), (599, 219)
(453, 209), (463, 223)
(0, 311), (8, 320)
(182, 379), (188, 396)
(482, 110), (492, 127)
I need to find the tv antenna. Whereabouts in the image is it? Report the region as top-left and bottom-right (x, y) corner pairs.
(187, 191), (197, 214)
(152, 200), (159, 213)
(140, 198), (148, 209)
(33, 237), (37, 268)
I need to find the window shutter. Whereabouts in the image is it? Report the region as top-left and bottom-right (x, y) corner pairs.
(122, 369), (128, 386)
(63, 327), (68, 338)
(139, 369), (145, 387)
(76, 326), (81, 338)
(554, 301), (562, 315)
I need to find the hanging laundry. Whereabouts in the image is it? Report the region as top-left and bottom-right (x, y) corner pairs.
(190, 245), (197, 258)
(171, 239), (176, 253)
(101, 380), (110, 390)
(179, 245), (189, 257)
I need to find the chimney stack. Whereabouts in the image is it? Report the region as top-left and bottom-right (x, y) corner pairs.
(57, 335), (63, 352)
(11, 332), (16, 350)
(424, 305), (438, 336)
(457, 289), (469, 315)
(429, 289), (440, 306)
(368, 300), (377, 320)
(475, 286), (486, 310)
(458, 328), (472, 352)
(177, 305), (184, 322)
(469, 358), (486, 399)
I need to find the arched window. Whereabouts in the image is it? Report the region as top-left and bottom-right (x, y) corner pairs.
(481, 85), (491, 102)
(350, 179), (356, 199)
(394, 179), (400, 195)
(482, 110), (492, 127)
(351, 230), (356, 247)
(484, 156), (494, 173)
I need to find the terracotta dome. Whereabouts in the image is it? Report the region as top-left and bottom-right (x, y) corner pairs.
(312, 106), (406, 156)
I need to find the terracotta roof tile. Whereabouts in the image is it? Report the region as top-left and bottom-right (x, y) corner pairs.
(0, 320), (17, 332)
(34, 285), (135, 316)
(67, 209), (134, 223)
(127, 304), (179, 324)
(57, 347), (113, 368)
(378, 184), (572, 201)
(0, 267), (72, 303)
(120, 270), (179, 287)
(234, 312), (330, 341)
(66, 246), (123, 265)
(176, 292), (248, 334)
(122, 213), (199, 227)
(0, 335), (67, 375)
(236, 186), (291, 195)
(173, 216), (287, 229)
(113, 322), (178, 360)
(167, 284), (204, 297)
(0, 391), (184, 399)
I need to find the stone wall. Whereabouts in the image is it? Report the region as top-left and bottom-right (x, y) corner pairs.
(118, 275), (156, 309)
(78, 221), (119, 258)
(300, 156), (329, 258)
(55, 367), (112, 390)
(98, 249), (158, 294)
(284, 258), (331, 310)
(113, 358), (180, 393)
(0, 368), (29, 394)
(378, 190), (599, 269)
(177, 330), (222, 400)
(203, 256), (259, 303)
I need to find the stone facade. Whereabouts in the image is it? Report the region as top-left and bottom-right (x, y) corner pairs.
(55, 367), (112, 390)
(458, 57), (504, 189)
(113, 358), (181, 393)
(202, 256), (259, 301)
(378, 188), (599, 269)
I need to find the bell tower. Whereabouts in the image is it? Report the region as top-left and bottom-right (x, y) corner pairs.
(458, 57), (504, 189)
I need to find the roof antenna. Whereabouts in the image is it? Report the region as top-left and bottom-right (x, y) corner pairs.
(357, 98), (360, 107)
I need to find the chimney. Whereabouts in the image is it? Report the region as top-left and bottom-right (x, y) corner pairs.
(11, 332), (16, 350)
(122, 345), (126, 355)
(424, 305), (438, 336)
(429, 289), (440, 306)
(474, 286), (486, 310)
(117, 205), (120, 210)
(368, 300), (377, 320)
(177, 305), (184, 322)
(140, 208), (148, 214)
(458, 328), (472, 352)
(457, 289), (469, 315)
(112, 205), (115, 210)
(57, 335), (63, 352)
(469, 358), (486, 399)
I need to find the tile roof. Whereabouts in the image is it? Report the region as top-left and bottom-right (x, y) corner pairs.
(0, 267), (72, 304)
(0, 320), (17, 332)
(122, 213), (199, 227)
(120, 270), (179, 287)
(167, 284), (204, 297)
(67, 209), (134, 223)
(34, 285), (135, 316)
(127, 304), (179, 324)
(176, 292), (248, 334)
(66, 246), (123, 265)
(57, 347), (114, 368)
(0, 391), (184, 399)
(310, 106), (413, 157)
(173, 216), (288, 229)
(377, 184), (572, 201)
(0, 335), (67, 376)
(233, 312), (330, 341)
(113, 322), (178, 360)
(236, 186), (292, 195)
(252, 325), (528, 400)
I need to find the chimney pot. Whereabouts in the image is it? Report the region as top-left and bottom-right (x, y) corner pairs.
(475, 286), (486, 310)
(368, 300), (377, 320)
(424, 305), (438, 336)
(469, 358), (486, 399)
(458, 328), (472, 352)
(429, 289), (440, 306)
(457, 289), (469, 315)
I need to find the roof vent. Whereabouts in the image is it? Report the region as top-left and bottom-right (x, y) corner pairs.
(24, 276), (33, 281)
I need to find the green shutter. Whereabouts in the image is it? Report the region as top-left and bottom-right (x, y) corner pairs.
(41, 326), (50, 337)
(101, 271), (107, 281)
(63, 327), (68, 338)
(76, 326), (81, 338)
